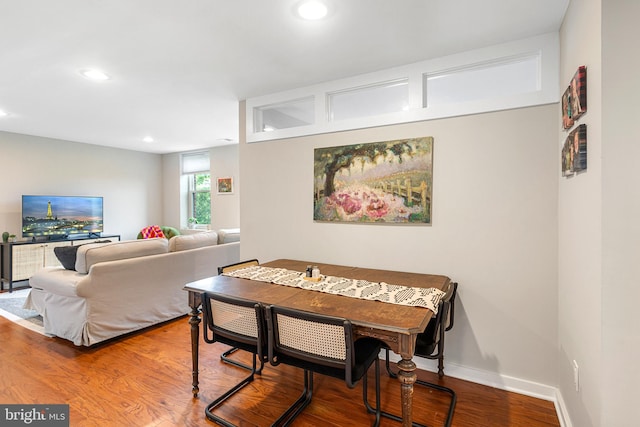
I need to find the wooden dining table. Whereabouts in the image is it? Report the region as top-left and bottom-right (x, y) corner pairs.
(183, 259), (452, 427)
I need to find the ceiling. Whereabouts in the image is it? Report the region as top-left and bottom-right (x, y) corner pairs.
(0, 0), (569, 154)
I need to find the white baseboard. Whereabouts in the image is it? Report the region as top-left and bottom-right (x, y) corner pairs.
(554, 389), (573, 427)
(384, 352), (572, 427)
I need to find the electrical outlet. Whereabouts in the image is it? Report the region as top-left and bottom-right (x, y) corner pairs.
(572, 360), (580, 392)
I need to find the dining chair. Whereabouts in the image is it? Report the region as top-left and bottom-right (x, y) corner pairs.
(388, 281), (458, 378)
(265, 305), (382, 427)
(216, 259), (261, 372)
(201, 292), (267, 426)
(217, 259), (260, 275)
(378, 281), (459, 427)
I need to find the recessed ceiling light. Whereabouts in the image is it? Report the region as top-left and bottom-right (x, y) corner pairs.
(296, 0), (328, 20)
(0, 110), (8, 117)
(143, 136), (154, 143)
(80, 69), (110, 81)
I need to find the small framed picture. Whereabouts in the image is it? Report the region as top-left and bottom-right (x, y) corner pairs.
(561, 65), (587, 130)
(562, 86), (574, 130)
(561, 124), (587, 177)
(217, 177), (233, 194)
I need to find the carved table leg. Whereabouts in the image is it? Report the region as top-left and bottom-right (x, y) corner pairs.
(397, 357), (417, 427)
(188, 291), (202, 398)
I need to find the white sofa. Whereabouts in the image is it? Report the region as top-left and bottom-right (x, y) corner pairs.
(24, 230), (240, 346)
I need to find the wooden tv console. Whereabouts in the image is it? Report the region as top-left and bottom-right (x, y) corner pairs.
(0, 234), (120, 292)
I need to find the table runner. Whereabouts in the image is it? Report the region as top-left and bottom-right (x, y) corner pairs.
(222, 265), (445, 313)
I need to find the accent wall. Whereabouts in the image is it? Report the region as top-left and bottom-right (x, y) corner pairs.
(239, 102), (560, 392)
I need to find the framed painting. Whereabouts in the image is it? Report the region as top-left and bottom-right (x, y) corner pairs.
(216, 177), (233, 194)
(561, 124), (587, 176)
(570, 66), (587, 122)
(314, 137), (433, 224)
(562, 65), (587, 130)
(561, 86), (574, 130)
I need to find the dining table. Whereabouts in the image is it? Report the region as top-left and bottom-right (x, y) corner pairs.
(183, 259), (452, 427)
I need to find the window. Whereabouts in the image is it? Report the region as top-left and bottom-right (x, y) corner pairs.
(423, 54), (540, 107)
(328, 78), (409, 122)
(181, 151), (211, 226)
(253, 96), (315, 133)
(188, 173), (211, 225)
(246, 33), (558, 143)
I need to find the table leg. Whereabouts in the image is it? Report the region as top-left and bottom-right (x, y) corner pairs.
(396, 357), (417, 427)
(188, 291), (202, 398)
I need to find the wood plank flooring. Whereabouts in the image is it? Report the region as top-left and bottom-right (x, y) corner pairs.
(0, 314), (560, 426)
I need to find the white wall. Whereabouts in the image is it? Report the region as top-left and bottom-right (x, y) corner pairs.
(240, 103), (559, 388)
(601, 1), (640, 425)
(0, 131), (163, 241)
(210, 144), (240, 230)
(161, 152), (182, 229)
(161, 144), (240, 231)
(558, 1), (602, 426)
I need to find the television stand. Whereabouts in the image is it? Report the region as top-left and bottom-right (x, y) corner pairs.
(1, 234), (120, 292)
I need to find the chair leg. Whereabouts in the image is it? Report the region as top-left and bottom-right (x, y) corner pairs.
(205, 351), (259, 427)
(437, 354), (445, 378)
(361, 358), (381, 427)
(384, 348), (399, 379)
(221, 346), (265, 374)
(364, 366), (426, 427)
(271, 370), (314, 427)
(378, 349), (457, 427)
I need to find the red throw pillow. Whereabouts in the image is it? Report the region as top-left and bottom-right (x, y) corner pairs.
(140, 225), (166, 239)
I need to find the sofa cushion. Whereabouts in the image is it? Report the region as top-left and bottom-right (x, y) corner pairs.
(54, 245), (80, 270)
(29, 267), (86, 298)
(217, 228), (240, 244)
(75, 238), (169, 274)
(53, 240), (113, 270)
(168, 231), (218, 252)
(139, 225), (165, 239)
(136, 225), (180, 240)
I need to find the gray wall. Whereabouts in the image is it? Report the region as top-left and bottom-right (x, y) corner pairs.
(558, 1), (640, 425)
(0, 131), (163, 241)
(558, 0), (601, 425)
(239, 103), (560, 387)
(601, 1), (640, 425)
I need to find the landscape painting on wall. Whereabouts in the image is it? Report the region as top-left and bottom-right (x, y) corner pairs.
(314, 137), (433, 224)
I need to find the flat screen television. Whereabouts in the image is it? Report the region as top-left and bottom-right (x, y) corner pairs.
(22, 195), (104, 239)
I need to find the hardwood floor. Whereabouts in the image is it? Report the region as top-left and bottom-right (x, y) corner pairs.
(0, 314), (560, 427)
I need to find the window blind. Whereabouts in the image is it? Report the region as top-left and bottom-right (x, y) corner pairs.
(181, 151), (210, 175)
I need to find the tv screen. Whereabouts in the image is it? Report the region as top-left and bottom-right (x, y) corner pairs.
(22, 195), (104, 238)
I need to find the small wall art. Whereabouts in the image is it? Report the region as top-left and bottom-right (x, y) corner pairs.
(313, 137), (433, 224)
(562, 65), (587, 130)
(562, 124), (587, 177)
(217, 177), (233, 194)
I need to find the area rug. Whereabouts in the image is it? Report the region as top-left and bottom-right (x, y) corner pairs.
(0, 288), (45, 335)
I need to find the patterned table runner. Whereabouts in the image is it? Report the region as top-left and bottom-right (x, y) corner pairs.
(222, 265), (445, 313)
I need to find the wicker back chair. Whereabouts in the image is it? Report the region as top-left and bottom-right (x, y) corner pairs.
(382, 281), (459, 427)
(201, 292), (266, 426)
(217, 259), (260, 275)
(265, 305), (381, 427)
(216, 259), (261, 372)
